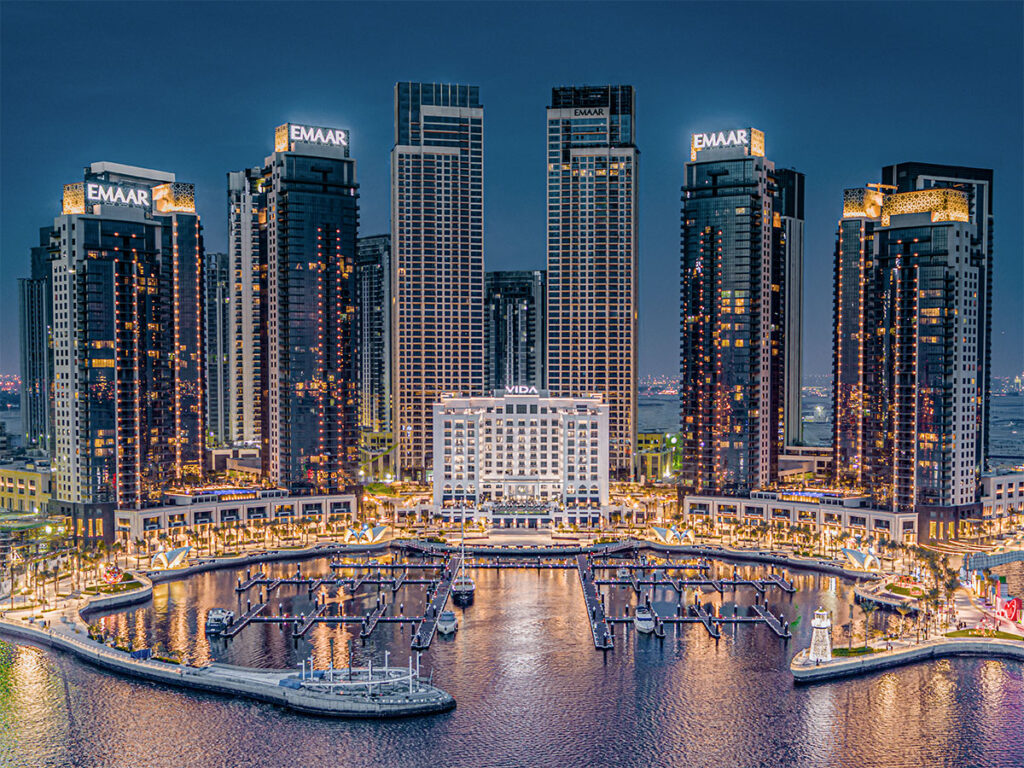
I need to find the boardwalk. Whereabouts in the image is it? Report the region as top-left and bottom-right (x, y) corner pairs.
(691, 603), (721, 638)
(221, 602), (267, 638)
(751, 603), (792, 638)
(596, 575), (788, 595)
(412, 556), (459, 651)
(360, 599), (389, 639)
(576, 554), (614, 650)
(295, 604), (326, 637)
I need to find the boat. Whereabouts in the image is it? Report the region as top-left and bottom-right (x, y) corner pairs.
(452, 573), (476, 602)
(616, 566), (630, 580)
(205, 608), (234, 634)
(436, 610), (458, 635)
(633, 605), (656, 634)
(451, 505), (476, 602)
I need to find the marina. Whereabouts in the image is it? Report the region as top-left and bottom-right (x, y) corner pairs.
(3, 545), (1022, 767)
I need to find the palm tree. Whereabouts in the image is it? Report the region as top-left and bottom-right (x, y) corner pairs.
(896, 604), (911, 639)
(861, 601), (879, 648)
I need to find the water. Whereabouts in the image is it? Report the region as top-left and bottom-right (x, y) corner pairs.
(640, 393), (1024, 468)
(2, 557), (1022, 768)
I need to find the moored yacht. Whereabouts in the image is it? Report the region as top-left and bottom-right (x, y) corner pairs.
(436, 610), (458, 635)
(205, 608), (234, 634)
(633, 605), (656, 634)
(616, 566), (630, 580)
(451, 574), (476, 602)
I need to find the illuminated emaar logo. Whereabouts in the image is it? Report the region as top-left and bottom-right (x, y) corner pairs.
(693, 129), (749, 151)
(289, 123), (349, 147)
(85, 183), (151, 209)
(690, 127), (764, 160)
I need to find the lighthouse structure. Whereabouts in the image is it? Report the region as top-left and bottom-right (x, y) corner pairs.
(808, 608), (833, 663)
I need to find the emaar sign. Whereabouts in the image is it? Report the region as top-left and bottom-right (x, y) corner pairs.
(692, 129), (749, 152)
(290, 124), (348, 147)
(690, 127), (764, 160)
(85, 183), (151, 209)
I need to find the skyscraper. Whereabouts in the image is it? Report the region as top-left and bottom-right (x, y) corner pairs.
(679, 128), (799, 495)
(204, 251), (231, 447)
(546, 85), (638, 478)
(392, 82), (484, 481)
(258, 123), (360, 490)
(49, 162), (204, 541)
(774, 168), (805, 447)
(356, 234), (392, 435)
(881, 162), (994, 475)
(485, 270), (546, 392)
(226, 167), (265, 447)
(18, 227), (54, 453)
(831, 164), (993, 542)
(832, 185), (885, 488)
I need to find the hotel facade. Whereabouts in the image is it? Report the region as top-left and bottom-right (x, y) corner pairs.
(433, 389), (609, 527)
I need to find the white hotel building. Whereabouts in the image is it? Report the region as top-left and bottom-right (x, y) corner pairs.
(433, 389), (609, 527)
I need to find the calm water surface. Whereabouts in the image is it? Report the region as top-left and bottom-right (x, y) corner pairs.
(1, 556), (1022, 768)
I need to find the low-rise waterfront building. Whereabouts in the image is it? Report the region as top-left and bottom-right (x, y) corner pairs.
(979, 470), (1024, 536)
(635, 432), (676, 483)
(0, 459), (52, 514)
(112, 488), (357, 542)
(432, 389), (609, 528)
(681, 489), (919, 543)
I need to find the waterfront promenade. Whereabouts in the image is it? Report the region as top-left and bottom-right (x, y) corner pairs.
(791, 635), (1024, 683)
(0, 572), (454, 718)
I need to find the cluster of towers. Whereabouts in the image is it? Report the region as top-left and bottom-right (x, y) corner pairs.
(17, 83), (641, 538)
(677, 135), (994, 539)
(16, 80), (995, 543)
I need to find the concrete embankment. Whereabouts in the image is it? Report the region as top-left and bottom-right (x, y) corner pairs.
(144, 541), (392, 584)
(641, 542), (875, 581)
(791, 637), (1024, 683)
(0, 567), (454, 718)
(0, 618), (454, 717)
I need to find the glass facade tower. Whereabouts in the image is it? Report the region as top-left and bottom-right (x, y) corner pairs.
(392, 83), (484, 481)
(679, 128), (798, 495)
(357, 234), (392, 435)
(485, 270), (546, 392)
(831, 166), (993, 542)
(18, 228), (54, 453)
(204, 251), (231, 446)
(49, 162), (205, 541)
(259, 124), (360, 491)
(546, 85), (638, 478)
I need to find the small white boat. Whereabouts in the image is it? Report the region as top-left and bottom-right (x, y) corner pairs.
(633, 605), (656, 634)
(436, 610), (458, 635)
(452, 575), (476, 601)
(616, 567), (630, 580)
(205, 608), (234, 634)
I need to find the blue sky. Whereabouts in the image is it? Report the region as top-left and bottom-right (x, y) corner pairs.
(2, 1), (1021, 379)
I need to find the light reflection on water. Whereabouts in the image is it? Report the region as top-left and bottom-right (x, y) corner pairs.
(0, 556), (1022, 768)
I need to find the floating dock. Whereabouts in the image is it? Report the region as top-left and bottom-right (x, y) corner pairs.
(413, 555), (460, 650)
(221, 602), (267, 638)
(576, 554), (614, 650)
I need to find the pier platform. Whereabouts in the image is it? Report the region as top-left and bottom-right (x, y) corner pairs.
(413, 556), (459, 650)
(576, 554), (614, 650)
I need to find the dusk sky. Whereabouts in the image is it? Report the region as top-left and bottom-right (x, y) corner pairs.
(2, 1), (1021, 380)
